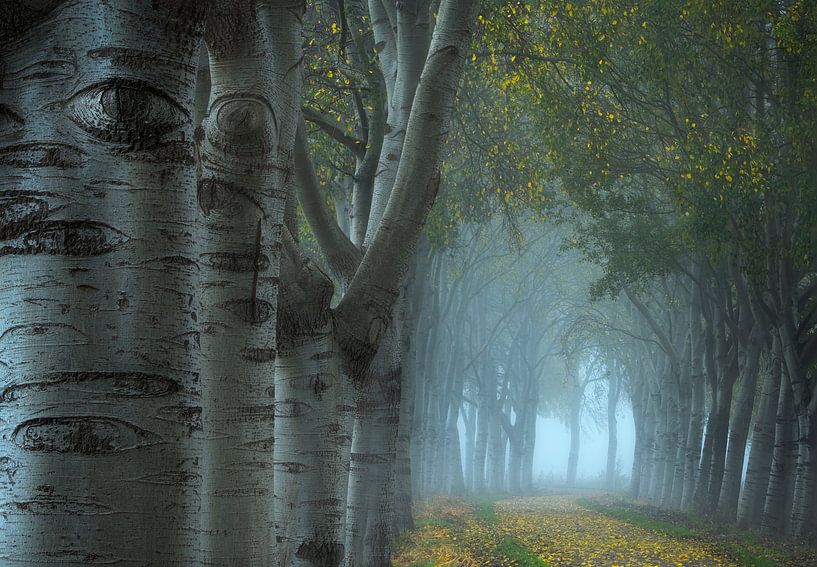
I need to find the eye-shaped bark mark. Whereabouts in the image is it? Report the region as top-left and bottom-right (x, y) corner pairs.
(295, 540), (344, 567)
(273, 461), (311, 474)
(201, 252), (270, 273)
(1, 372), (179, 403)
(241, 347), (276, 363)
(209, 95), (277, 156)
(12, 416), (161, 454)
(134, 471), (201, 487)
(224, 460), (272, 472)
(0, 220), (128, 257)
(218, 298), (273, 324)
(4, 497), (114, 516)
(0, 322), (87, 347)
(274, 400), (312, 418)
(212, 487), (269, 498)
(0, 142), (85, 168)
(68, 79), (188, 144)
(0, 196), (49, 239)
(238, 437), (274, 452)
(232, 404), (275, 424)
(197, 177), (263, 217)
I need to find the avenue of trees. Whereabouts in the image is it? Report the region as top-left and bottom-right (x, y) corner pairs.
(1, 0), (816, 566)
(409, 0), (817, 550)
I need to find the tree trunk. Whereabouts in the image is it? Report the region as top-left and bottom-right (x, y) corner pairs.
(473, 392), (490, 492)
(566, 394), (581, 488)
(780, 320), (817, 540)
(199, 4), (302, 563)
(521, 405), (537, 492)
(761, 373), (794, 535)
(507, 431), (522, 494)
(682, 370), (705, 511)
(606, 372), (620, 489)
(0, 3), (207, 563)
(671, 377), (691, 509)
(661, 391), (679, 508)
(718, 329), (763, 522)
(629, 379), (647, 498)
(739, 341), (782, 529)
(463, 402), (477, 491)
(344, 326), (402, 567)
(487, 406), (506, 492)
(648, 394), (667, 504)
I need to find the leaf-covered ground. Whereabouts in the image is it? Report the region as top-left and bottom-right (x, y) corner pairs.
(392, 493), (817, 567)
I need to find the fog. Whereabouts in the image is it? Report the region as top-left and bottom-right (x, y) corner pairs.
(531, 410), (636, 484)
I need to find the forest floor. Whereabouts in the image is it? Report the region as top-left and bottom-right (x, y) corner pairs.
(392, 490), (817, 567)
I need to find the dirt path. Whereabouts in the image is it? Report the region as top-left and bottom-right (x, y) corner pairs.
(492, 496), (737, 566)
(393, 494), (742, 566)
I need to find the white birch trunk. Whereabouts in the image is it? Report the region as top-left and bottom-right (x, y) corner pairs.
(197, 3), (302, 563)
(0, 2), (206, 563)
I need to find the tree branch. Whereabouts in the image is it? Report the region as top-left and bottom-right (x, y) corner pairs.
(294, 117), (362, 282)
(333, 0), (477, 375)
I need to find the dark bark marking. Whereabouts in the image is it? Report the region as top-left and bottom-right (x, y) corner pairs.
(201, 251), (269, 273)
(154, 405), (202, 434)
(0, 322), (86, 345)
(197, 177), (263, 216)
(219, 298), (273, 324)
(0, 196), (49, 239)
(144, 255), (200, 270)
(0, 104), (24, 136)
(310, 373), (331, 397)
(216, 98), (268, 135)
(239, 437), (274, 452)
(350, 452), (388, 464)
(0, 142), (85, 168)
(0, 1), (67, 43)
(88, 47), (195, 73)
(135, 471), (201, 487)
(0, 456), (20, 485)
(1, 371), (179, 402)
(111, 141), (194, 165)
(68, 79), (187, 144)
(274, 399), (312, 418)
(295, 540), (344, 567)
(4, 497), (114, 516)
(234, 404), (276, 423)
(0, 220), (128, 257)
(311, 350), (335, 361)
(273, 461), (311, 473)
(212, 487), (269, 497)
(168, 330), (200, 350)
(12, 416), (161, 454)
(241, 347), (276, 363)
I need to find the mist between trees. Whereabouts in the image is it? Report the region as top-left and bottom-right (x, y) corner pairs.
(0, 0), (816, 566)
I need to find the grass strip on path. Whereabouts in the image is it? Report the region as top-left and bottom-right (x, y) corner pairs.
(576, 496), (791, 567)
(576, 497), (696, 539)
(497, 536), (551, 566)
